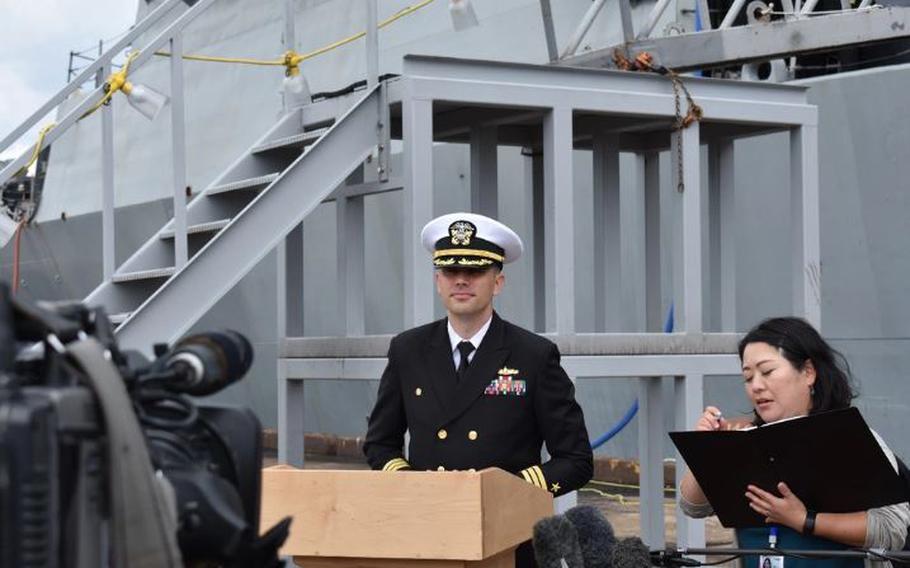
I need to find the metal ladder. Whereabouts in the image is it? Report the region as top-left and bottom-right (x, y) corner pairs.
(86, 84), (386, 354)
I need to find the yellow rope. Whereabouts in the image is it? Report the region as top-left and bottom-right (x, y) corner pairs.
(579, 486), (641, 506)
(588, 479), (677, 493)
(172, 54), (283, 66)
(13, 0), (437, 171)
(14, 123), (56, 178)
(153, 0), (436, 73)
(80, 50), (141, 119)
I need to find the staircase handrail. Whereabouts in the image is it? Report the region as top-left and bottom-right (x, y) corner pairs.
(0, 0), (218, 188)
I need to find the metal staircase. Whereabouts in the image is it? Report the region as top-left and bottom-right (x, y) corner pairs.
(87, 84), (385, 354)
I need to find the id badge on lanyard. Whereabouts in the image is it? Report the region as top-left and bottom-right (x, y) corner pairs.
(759, 527), (785, 568)
(759, 555), (785, 568)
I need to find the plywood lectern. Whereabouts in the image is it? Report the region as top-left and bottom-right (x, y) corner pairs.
(261, 467), (554, 568)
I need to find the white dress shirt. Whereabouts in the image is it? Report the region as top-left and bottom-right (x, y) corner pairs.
(447, 315), (493, 370)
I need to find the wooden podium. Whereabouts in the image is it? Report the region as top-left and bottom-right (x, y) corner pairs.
(260, 467), (554, 567)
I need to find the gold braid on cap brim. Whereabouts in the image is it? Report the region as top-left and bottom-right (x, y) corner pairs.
(434, 257), (495, 267)
(433, 248), (504, 264)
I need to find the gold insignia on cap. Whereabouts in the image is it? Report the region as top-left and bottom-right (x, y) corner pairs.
(449, 221), (476, 246)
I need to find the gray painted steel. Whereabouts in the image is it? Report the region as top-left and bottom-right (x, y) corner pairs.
(100, 86), (384, 353)
(271, 55), (815, 547)
(561, 7), (910, 71)
(5, 0), (910, 548)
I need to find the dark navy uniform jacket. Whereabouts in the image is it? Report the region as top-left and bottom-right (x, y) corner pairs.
(364, 312), (593, 497)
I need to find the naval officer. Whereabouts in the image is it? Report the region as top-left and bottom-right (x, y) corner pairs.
(363, 212), (593, 566)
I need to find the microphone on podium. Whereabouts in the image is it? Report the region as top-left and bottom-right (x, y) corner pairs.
(532, 514), (585, 568)
(564, 505), (617, 568)
(611, 537), (653, 568)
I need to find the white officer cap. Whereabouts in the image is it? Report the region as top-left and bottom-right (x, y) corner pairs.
(420, 212), (523, 268)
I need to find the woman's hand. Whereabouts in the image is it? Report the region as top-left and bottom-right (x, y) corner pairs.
(695, 406), (725, 431)
(745, 482), (807, 531)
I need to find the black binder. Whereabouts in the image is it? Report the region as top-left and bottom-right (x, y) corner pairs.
(669, 407), (907, 527)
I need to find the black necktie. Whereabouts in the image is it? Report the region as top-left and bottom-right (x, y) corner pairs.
(456, 341), (475, 383)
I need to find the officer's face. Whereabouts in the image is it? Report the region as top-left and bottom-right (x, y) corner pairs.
(435, 266), (504, 319)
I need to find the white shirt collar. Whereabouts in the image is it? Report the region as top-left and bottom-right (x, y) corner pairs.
(447, 314), (493, 353)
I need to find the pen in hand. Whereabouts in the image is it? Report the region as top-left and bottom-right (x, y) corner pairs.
(698, 406), (726, 431)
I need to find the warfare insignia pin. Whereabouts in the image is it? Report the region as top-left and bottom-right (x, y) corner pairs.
(449, 220), (476, 246)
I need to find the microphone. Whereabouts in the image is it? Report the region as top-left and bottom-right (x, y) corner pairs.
(564, 505), (617, 568)
(532, 514), (585, 568)
(611, 537), (652, 568)
(164, 330), (253, 395)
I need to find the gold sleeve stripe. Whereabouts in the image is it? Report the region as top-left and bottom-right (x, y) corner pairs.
(382, 458), (410, 472)
(521, 469), (534, 485)
(530, 466), (547, 490)
(521, 466), (545, 490)
(534, 465), (547, 491)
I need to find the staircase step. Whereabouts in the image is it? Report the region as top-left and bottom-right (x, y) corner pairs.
(208, 173), (279, 196)
(159, 219), (230, 240)
(252, 127), (329, 154)
(111, 267), (176, 283)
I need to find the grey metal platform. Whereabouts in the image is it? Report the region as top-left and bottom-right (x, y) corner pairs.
(277, 55), (819, 549)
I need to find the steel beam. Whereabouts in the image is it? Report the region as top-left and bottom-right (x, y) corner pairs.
(562, 0), (609, 58)
(643, 153), (663, 331)
(538, 0), (560, 62)
(170, 34), (189, 270)
(282, 353), (741, 379)
(406, 76), (812, 128)
(277, 360), (305, 466)
(402, 95), (435, 328)
(674, 374), (707, 550)
(593, 132), (622, 331)
(366, 0), (379, 89)
(278, 224), (305, 338)
(470, 125), (499, 217)
(619, 0), (636, 43)
(675, 124), (703, 332)
(281, 332), (741, 358)
(708, 141), (737, 331)
(543, 107), (575, 334)
(638, 376), (666, 547)
(337, 195), (366, 335)
(791, 125), (821, 328)
(328, 177), (403, 200)
(560, 7), (910, 72)
(100, 63), (116, 281)
(638, 0), (675, 39)
(532, 151), (547, 332)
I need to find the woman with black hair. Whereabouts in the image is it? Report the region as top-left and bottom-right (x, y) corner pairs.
(679, 317), (910, 568)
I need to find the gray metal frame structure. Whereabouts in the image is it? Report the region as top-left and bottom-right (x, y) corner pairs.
(278, 55), (820, 548)
(0, 0), (217, 280)
(0, 0), (825, 551)
(543, 0), (910, 73)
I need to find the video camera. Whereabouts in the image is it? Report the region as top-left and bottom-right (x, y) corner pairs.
(0, 284), (290, 567)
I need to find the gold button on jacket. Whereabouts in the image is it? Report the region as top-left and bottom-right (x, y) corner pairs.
(437, 429), (448, 440)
